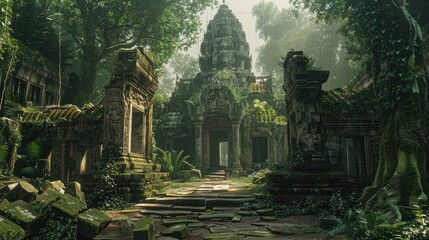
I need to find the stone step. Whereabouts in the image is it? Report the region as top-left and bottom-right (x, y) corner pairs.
(140, 210), (192, 216)
(205, 175), (226, 179)
(205, 170), (225, 175)
(135, 203), (173, 210)
(171, 205), (206, 212)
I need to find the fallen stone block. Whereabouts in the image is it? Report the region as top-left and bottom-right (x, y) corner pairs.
(204, 233), (240, 239)
(77, 208), (111, 239)
(0, 215), (25, 239)
(140, 210), (191, 216)
(65, 181), (86, 204)
(3, 181), (38, 202)
(256, 208), (274, 215)
(0, 200), (42, 234)
(161, 224), (189, 239)
(40, 180), (65, 193)
(52, 193), (87, 217)
(260, 216), (277, 221)
(35, 188), (63, 206)
(133, 217), (154, 240)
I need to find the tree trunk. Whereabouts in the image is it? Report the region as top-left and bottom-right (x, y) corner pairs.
(361, 0), (429, 222)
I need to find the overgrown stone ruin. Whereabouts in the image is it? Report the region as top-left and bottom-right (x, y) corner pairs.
(266, 50), (379, 194)
(155, 4), (288, 179)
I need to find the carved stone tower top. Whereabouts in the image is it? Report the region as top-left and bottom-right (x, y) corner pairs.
(199, 4), (252, 73)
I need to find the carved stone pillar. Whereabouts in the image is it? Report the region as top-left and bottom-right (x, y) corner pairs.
(231, 123), (242, 169)
(147, 104), (154, 161)
(194, 121), (203, 169)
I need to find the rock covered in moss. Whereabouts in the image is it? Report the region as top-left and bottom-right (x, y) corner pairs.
(77, 208), (111, 239)
(65, 181), (86, 204)
(52, 193), (87, 217)
(40, 180), (65, 193)
(0, 200), (43, 233)
(34, 188), (63, 210)
(133, 217), (154, 240)
(3, 181), (38, 202)
(0, 215), (25, 239)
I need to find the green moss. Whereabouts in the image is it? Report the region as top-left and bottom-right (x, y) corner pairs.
(0, 215), (25, 239)
(77, 209), (111, 239)
(52, 194), (87, 217)
(0, 200), (42, 230)
(133, 217), (154, 240)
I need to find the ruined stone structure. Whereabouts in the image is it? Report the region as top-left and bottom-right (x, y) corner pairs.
(20, 48), (167, 200)
(272, 51), (379, 192)
(156, 4), (287, 177)
(5, 61), (67, 109)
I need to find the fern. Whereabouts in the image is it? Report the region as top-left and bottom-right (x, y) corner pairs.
(26, 141), (41, 160)
(155, 147), (192, 179)
(0, 144), (8, 164)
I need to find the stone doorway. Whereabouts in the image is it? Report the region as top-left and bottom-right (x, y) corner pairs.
(252, 136), (268, 165)
(209, 130), (230, 168)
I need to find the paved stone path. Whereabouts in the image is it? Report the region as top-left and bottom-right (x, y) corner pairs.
(95, 180), (338, 240)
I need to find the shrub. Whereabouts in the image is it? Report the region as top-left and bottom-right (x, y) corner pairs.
(155, 147), (193, 179)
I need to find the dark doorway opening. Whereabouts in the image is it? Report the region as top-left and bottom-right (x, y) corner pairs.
(209, 130), (229, 167)
(252, 137), (268, 163)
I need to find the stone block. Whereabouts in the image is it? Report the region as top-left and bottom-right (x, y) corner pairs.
(133, 217), (154, 240)
(161, 224), (189, 239)
(0, 215), (25, 239)
(0, 200), (42, 233)
(40, 180), (65, 193)
(35, 188), (63, 206)
(177, 169), (201, 179)
(3, 181), (38, 202)
(77, 208), (111, 239)
(65, 181), (86, 204)
(52, 193), (87, 217)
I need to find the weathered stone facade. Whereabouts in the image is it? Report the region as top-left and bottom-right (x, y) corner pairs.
(156, 4), (287, 176)
(20, 48), (168, 201)
(279, 51), (379, 191)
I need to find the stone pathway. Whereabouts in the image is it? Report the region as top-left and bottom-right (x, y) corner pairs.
(95, 180), (341, 240)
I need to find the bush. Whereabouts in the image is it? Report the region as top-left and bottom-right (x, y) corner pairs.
(155, 147), (193, 179)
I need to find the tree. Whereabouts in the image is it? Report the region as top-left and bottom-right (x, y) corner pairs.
(0, 0), (13, 62)
(252, 2), (356, 90)
(56, 0), (217, 104)
(290, 0), (428, 220)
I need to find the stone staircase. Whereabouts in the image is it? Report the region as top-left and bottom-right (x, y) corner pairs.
(204, 168), (227, 179)
(135, 182), (256, 214)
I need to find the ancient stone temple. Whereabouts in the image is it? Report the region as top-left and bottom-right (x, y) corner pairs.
(272, 50), (379, 193)
(20, 48), (168, 200)
(155, 4), (287, 177)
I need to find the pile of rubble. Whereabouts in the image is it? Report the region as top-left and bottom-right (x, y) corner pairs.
(0, 180), (110, 239)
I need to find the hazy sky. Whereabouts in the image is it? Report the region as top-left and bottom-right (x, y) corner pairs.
(187, 0), (291, 73)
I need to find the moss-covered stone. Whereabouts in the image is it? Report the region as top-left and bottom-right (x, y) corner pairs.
(256, 208), (273, 215)
(0, 215), (25, 239)
(133, 217), (154, 240)
(204, 233), (240, 239)
(161, 224), (189, 239)
(3, 181), (38, 202)
(0, 200), (42, 232)
(77, 208), (111, 239)
(35, 188), (62, 206)
(40, 180), (65, 192)
(51, 193), (87, 217)
(260, 216), (277, 221)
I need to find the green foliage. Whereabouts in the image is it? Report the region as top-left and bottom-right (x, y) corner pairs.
(152, 92), (170, 119)
(250, 99), (277, 123)
(252, 2), (355, 90)
(55, 0), (217, 104)
(88, 161), (127, 210)
(32, 207), (78, 240)
(88, 142), (127, 210)
(0, 120), (21, 176)
(0, 144), (9, 164)
(0, 0), (13, 62)
(155, 147), (192, 179)
(25, 141), (41, 161)
(397, 205), (429, 240)
(273, 144), (305, 173)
